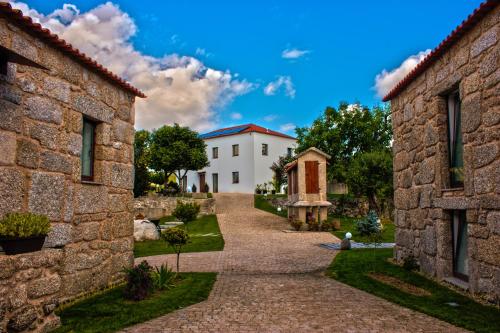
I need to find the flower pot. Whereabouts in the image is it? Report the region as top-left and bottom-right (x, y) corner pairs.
(0, 236), (46, 255)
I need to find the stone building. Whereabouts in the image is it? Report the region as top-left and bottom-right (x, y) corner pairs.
(384, 0), (499, 301)
(285, 147), (331, 223)
(0, 2), (145, 332)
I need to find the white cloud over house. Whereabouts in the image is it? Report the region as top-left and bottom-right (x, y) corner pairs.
(264, 76), (296, 98)
(279, 123), (296, 132)
(230, 112), (242, 120)
(281, 48), (310, 59)
(263, 114), (278, 122)
(8, 1), (254, 131)
(374, 49), (431, 98)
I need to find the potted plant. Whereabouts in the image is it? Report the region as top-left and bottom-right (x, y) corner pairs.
(0, 212), (51, 255)
(255, 184), (262, 194)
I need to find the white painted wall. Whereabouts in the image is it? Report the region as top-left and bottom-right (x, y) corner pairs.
(186, 132), (296, 193)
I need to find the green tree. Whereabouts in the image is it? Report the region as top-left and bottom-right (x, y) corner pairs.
(295, 102), (392, 182)
(346, 149), (393, 212)
(134, 130), (151, 197)
(270, 154), (294, 192)
(149, 124), (209, 191)
(161, 227), (189, 273)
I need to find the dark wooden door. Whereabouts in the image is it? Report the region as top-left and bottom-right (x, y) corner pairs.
(199, 173), (206, 192)
(305, 161), (319, 193)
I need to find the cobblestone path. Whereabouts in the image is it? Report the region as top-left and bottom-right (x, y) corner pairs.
(123, 194), (466, 333)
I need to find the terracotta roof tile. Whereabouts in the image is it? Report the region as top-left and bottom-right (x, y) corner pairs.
(200, 123), (296, 140)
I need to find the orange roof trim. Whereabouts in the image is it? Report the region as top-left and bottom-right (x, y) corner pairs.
(383, 0), (498, 102)
(0, 2), (146, 98)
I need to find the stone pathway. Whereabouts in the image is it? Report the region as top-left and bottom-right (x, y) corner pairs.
(123, 193), (467, 333)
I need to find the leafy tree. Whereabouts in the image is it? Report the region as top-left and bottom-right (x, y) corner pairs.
(134, 130), (151, 197)
(270, 154), (294, 192)
(161, 227), (189, 273)
(149, 124), (209, 191)
(295, 103), (392, 182)
(346, 149), (393, 212)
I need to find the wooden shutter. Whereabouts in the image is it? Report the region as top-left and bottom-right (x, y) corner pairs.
(305, 161), (319, 193)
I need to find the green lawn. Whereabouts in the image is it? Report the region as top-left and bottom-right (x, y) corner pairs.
(53, 273), (217, 333)
(254, 194), (288, 218)
(327, 249), (500, 333)
(331, 215), (395, 242)
(134, 215), (224, 258)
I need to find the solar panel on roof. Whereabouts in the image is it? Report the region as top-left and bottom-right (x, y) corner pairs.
(199, 125), (249, 139)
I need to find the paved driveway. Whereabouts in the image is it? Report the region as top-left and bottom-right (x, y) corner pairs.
(123, 193), (466, 333)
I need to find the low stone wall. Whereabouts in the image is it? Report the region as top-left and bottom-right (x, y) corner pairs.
(133, 196), (216, 220)
(269, 196), (369, 218)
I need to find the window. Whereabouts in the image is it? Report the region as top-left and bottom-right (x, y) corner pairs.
(305, 161), (319, 193)
(81, 118), (96, 181)
(232, 171), (239, 184)
(447, 91), (464, 188)
(212, 147), (218, 159)
(262, 143), (268, 156)
(451, 210), (468, 281)
(287, 147), (293, 158)
(232, 144), (239, 156)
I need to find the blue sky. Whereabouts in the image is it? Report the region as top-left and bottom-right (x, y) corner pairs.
(21, 0), (483, 134)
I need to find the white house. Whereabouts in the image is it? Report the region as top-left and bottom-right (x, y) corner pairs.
(186, 124), (297, 193)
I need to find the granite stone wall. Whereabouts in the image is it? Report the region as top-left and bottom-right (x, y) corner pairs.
(133, 196), (216, 220)
(391, 6), (499, 301)
(0, 16), (136, 332)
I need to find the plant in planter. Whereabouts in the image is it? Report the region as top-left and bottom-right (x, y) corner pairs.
(290, 219), (303, 231)
(0, 212), (51, 255)
(255, 184), (262, 194)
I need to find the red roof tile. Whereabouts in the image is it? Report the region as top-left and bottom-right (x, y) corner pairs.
(200, 123), (296, 140)
(0, 2), (146, 98)
(383, 0), (498, 102)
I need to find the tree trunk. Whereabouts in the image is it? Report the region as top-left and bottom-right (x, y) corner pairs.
(367, 193), (379, 214)
(176, 252), (180, 273)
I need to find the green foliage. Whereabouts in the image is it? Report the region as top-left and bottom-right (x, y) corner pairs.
(123, 261), (154, 301)
(0, 212), (51, 238)
(270, 154), (294, 191)
(162, 227), (190, 272)
(295, 102), (392, 182)
(164, 181), (180, 196)
(254, 194), (288, 218)
(403, 255), (420, 271)
(320, 220), (334, 231)
(53, 273), (217, 333)
(355, 210), (381, 236)
(149, 124), (209, 191)
(332, 216), (395, 243)
(290, 219), (303, 231)
(327, 249), (500, 333)
(346, 149), (393, 212)
(172, 201), (200, 223)
(307, 219), (320, 231)
(134, 130), (151, 197)
(152, 264), (176, 290)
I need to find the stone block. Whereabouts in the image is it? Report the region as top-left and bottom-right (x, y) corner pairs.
(74, 184), (108, 214)
(110, 163), (133, 189)
(16, 139), (40, 169)
(471, 26), (498, 58)
(394, 151), (410, 172)
(487, 211), (500, 235)
(39, 150), (72, 174)
(0, 99), (22, 133)
(27, 275), (61, 299)
(67, 133), (82, 156)
(8, 284), (27, 309)
(0, 167), (25, 217)
(73, 94), (113, 124)
(415, 158), (435, 185)
(113, 212), (134, 238)
(0, 83), (22, 104)
(474, 165), (495, 194)
(62, 247), (111, 273)
(14, 249), (63, 270)
(11, 34), (38, 62)
(112, 119), (134, 144)
(472, 143), (498, 168)
(0, 131), (16, 166)
(43, 76), (70, 103)
(419, 253), (436, 276)
(475, 235), (500, 266)
(0, 256), (15, 279)
(108, 194), (128, 213)
(28, 172), (65, 220)
(434, 197), (478, 209)
(422, 225), (437, 256)
(63, 182), (74, 223)
(7, 305), (37, 332)
(395, 228), (414, 248)
(24, 96), (62, 124)
(30, 122), (59, 150)
(44, 223), (73, 248)
(116, 105), (131, 122)
(461, 92), (482, 133)
(73, 222), (100, 242)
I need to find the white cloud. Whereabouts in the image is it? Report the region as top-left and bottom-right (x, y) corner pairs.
(279, 123), (295, 132)
(263, 114), (277, 122)
(195, 47), (212, 58)
(281, 48), (310, 59)
(8, 1), (254, 131)
(264, 76), (295, 98)
(230, 112), (242, 120)
(374, 49), (431, 98)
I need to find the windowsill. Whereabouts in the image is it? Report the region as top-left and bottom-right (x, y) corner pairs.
(81, 180), (103, 186)
(443, 276), (469, 290)
(442, 187), (464, 192)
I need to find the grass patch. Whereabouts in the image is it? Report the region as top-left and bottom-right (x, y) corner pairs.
(254, 194), (288, 218)
(134, 215), (224, 258)
(331, 215), (394, 242)
(54, 272), (216, 333)
(327, 249), (500, 333)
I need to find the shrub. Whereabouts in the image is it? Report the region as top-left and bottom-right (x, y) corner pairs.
(403, 255), (419, 271)
(161, 227), (189, 273)
(0, 212), (51, 238)
(151, 264), (176, 290)
(204, 183), (209, 193)
(320, 220), (334, 231)
(123, 261), (153, 301)
(191, 184), (197, 193)
(355, 210), (380, 236)
(290, 219), (303, 231)
(308, 219), (320, 231)
(172, 201), (200, 223)
(164, 181), (180, 196)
